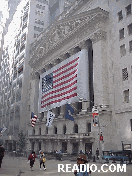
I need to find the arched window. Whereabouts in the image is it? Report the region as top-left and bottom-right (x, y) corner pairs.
(74, 124), (78, 133)
(63, 125), (66, 134)
(54, 126), (57, 134)
(87, 123), (91, 133)
(39, 127), (41, 135)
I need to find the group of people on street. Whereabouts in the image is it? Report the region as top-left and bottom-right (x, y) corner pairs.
(28, 150), (46, 171)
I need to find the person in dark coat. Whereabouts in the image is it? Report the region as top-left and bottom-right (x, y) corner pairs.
(28, 151), (37, 171)
(0, 144), (5, 168)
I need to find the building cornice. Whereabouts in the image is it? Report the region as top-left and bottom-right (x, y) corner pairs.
(29, 7), (109, 69)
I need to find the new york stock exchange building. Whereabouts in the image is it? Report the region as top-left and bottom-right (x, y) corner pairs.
(27, 0), (132, 155)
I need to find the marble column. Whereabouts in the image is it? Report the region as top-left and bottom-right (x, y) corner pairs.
(78, 41), (90, 113)
(79, 139), (84, 153)
(67, 140), (72, 153)
(69, 47), (81, 114)
(32, 72), (40, 116)
(90, 30), (109, 106)
(59, 105), (66, 117)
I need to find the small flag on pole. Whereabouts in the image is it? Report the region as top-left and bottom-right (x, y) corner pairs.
(65, 103), (74, 121)
(31, 112), (38, 127)
(92, 107), (99, 126)
(46, 111), (55, 127)
(0, 124), (7, 137)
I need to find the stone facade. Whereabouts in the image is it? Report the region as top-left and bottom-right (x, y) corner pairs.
(27, 0), (132, 155)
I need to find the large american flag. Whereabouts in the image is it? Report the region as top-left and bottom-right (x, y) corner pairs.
(39, 50), (89, 112)
(40, 57), (79, 111)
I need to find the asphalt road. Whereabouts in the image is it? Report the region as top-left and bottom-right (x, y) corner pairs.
(0, 155), (132, 176)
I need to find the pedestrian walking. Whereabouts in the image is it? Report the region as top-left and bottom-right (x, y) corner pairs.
(39, 150), (46, 170)
(88, 168), (91, 176)
(28, 151), (37, 171)
(0, 143), (5, 168)
(74, 154), (89, 176)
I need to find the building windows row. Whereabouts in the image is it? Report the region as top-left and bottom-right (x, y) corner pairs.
(23, 1), (29, 11)
(34, 26), (43, 32)
(120, 41), (132, 57)
(119, 24), (132, 40)
(117, 4), (131, 22)
(36, 0), (48, 5)
(35, 10), (45, 16)
(36, 4), (45, 10)
(20, 44), (25, 53)
(23, 13), (28, 22)
(35, 19), (44, 26)
(33, 123), (91, 135)
(22, 22), (27, 31)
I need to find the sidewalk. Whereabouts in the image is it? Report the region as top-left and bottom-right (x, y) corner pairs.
(0, 155), (132, 176)
(0, 155), (76, 176)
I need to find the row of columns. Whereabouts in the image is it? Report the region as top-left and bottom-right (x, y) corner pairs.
(31, 139), (86, 153)
(32, 33), (109, 118)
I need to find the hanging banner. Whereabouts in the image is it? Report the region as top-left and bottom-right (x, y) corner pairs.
(46, 111), (55, 127)
(39, 50), (89, 112)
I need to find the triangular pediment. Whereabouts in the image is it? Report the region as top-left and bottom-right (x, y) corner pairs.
(30, 7), (109, 66)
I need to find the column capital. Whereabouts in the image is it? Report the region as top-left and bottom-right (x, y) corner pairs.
(90, 30), (107, 44)
(60, 53), (70, 60)
(31, 71), (40, 80)
(69, 46), (81, 56)
(79, 40), (92, 49)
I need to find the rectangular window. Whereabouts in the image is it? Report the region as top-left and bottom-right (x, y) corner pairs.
(119, 28), (124, 39)
(123, 89), (129, 103)
(122, 68), (128, 81)
(120, 44), (126, 56)
(127, 23), (132, 35)
(118, 10), (123, 21)
(29, 105), (30, 111)
(130, 119), (132, 131)
(126, 4), (131, 16)
(129, 40), (132, 52)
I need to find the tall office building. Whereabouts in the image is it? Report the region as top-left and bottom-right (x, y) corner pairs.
(28, 0), (132, 154)
(0, 0), (49, 151)
(0, 0), (77, 151)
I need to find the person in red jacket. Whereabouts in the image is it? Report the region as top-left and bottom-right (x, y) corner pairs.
(28, 151), (37, 171)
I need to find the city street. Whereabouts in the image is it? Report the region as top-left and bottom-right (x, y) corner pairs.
(0, 155), (132, 176)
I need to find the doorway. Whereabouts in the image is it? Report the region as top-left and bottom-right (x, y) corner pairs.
(85, 143), (92, 152)
(62, 142), (67, 152)
(72, 143), (79, 153)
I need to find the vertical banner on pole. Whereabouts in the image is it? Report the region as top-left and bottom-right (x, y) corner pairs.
(92, 107), (99, 126)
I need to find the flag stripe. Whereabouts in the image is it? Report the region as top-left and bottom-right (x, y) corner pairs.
(53, 57), (79, 73)
(41, 93), (77, 108)
(42, 80), (77, 99)
(53, 63), (78, 78)
(53, 74), (77, 89)
(53, 69), (77, 83)
(41, 86), (77, 104)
